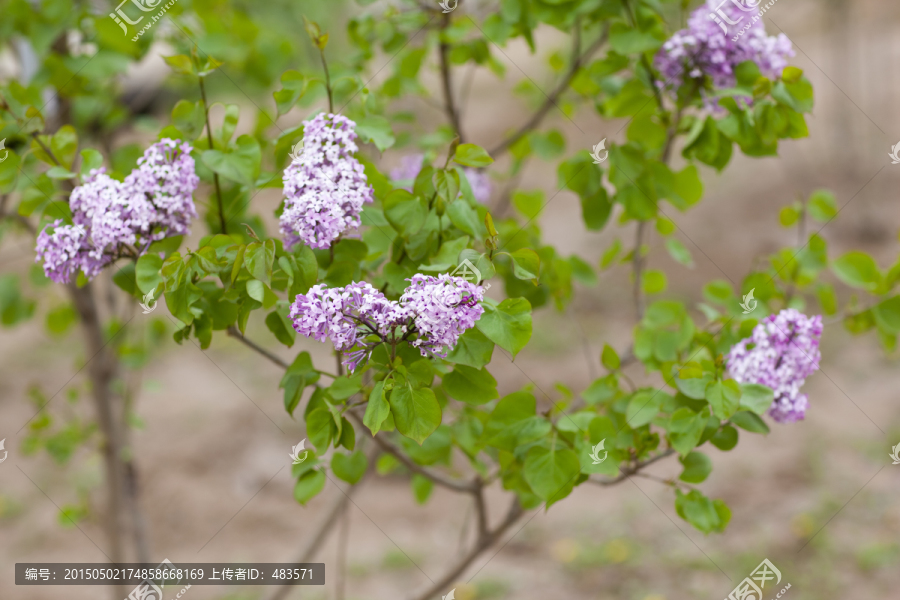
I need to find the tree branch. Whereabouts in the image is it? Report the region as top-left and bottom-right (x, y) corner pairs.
(439, 11), (464, 142)
(489, 27), (609, 157)
(347, 411), (479, 494)
(588, 448), (676, 486)
(632, 220), (647, 321)
(198, 75), (226, 234)
(409, 497), (524, 600)
(262, 446), (377, 600)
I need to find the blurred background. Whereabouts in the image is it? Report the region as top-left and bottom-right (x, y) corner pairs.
(1, 0), (900, 599)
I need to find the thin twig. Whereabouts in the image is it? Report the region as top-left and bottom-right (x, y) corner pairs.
(409, 498), (524, 600)
(347, 411), (479, 494)
(632, 220), (647, 321)
(198, 76), (226, 234)
(588, 448), (676, 486)
(489, 26), (610, 157)
(438, 11), (464, 141)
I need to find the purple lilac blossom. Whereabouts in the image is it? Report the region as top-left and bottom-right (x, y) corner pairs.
(400, 274), (485, 357)
(653, 0), (794, 105)
(280, 113), (374, 251)
(726, 308), (823, 423)
(290, 274), (484, 371)
(35, 139), (198, 284)
(390, 153), (492, 203)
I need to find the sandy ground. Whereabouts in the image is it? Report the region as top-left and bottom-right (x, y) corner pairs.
(3, 2), (900, 600)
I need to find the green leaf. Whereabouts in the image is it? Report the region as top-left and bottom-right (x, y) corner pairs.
(601, 344), (619, 370)
(706, 380), (742, 420)
(608, 22), (663, 54)
(363, 381), (392, 435)
(738, 383), (774, 415)
(675, 489), (731, 534)
(332, 452), (368, 485)
(412, 474), (434, 504)
(432, 169), (460, 204)
(274, 70), (308, 116)
(46, 166), (76, 179)
(200, 135), (261, 187)
(625, 391), (661, 427)
(171, 100), (206, 140)
(442, 365), (498, 404)
(476, 298), (532, 359)
(384, 189), (427, 236)
(523, 445), (581, 505)
(710, 425), (739, 451)
(444, 327), (495, 369)
(163, 54), (195, 76)
(808, 189), (837, 222)
(665, 238), (694, 268)
(580, 188), (612, 231)
(482, 392), (550, 451)
(51, 125), (78, 170)
(265, 309), (296, 347)
(832, 251), (881, 292)
(513, 189), (543, 220)
(509, 248), (540, 283)
(78, 149), (104, 177)
(642, 270), (667, 294)
(730, 410), (770, 434)
(294, 469), (326, 506)
(453, 143), (494, 167)
(245, 240), (276, 286)
(873, 296), (900, 334)
(356, 115), (395, 151)
(390, 383), (442, 445)
(668, 408), (706, 456)
(279, 352), (320, 416)
(46, 304), (77, 336)
(679, 452), (712, 483)
(135, 254), (163, 294)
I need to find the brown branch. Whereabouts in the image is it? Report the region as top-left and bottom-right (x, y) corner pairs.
(632, 220), (647, 321)
(227, 326), (290, 369)
(489, 27), (609, 157)
(439, 11), (464, 142)
(347, 411), (479, 494)
(262, 447), (377, 600)
(198, 75), (226, 234)
(409, 497), (524, 600)
(589, 448), (676, 486)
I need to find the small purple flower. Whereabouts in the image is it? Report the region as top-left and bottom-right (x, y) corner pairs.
(727, 308), (823, 423)
(289, 274), (485, 371)
(280, 113), (374, 250)
(35, 139), (199, 284)
(654, 0), (794, 106)
(390, 153), (492, 203)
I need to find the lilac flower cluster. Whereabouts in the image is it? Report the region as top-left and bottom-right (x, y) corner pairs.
(727, 309), (823, 423)
(290, 274), (484, 372)
(390, 153), (492, 204)
(35, 139), (198, 284)
(280, 113), (374, 251)
(654, 0), (793, 104)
